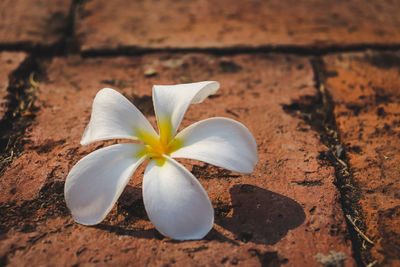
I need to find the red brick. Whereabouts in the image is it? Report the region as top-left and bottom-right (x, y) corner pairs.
(0, 0), (73, 47)
(0, 54), (354, 266)
(0, 52), (27, 119)
(77, 0), (400, 52)
(324, 52), (400, 266)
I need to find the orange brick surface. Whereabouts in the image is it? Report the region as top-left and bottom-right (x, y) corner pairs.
(324, 52), (400, 266)
(0, 54), (354, 266)
(77, 0), (400, 51)
(0, 0), (73, 47)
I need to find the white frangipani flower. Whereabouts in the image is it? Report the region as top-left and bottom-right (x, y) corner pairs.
(64, 81), (258, 240)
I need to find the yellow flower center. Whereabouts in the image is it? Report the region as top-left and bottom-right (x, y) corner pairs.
(135, 118), (183, 165)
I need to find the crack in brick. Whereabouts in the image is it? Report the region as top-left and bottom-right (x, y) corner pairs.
(59, 0), (86, 55)
(291, 180), (323, 187)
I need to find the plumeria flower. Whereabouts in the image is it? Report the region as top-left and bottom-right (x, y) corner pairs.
(65, 81), (258, 240)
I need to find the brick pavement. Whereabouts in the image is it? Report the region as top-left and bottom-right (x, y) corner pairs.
(0, 1), (399, 266)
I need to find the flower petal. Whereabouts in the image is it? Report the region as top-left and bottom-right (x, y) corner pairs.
(142, 156), (214, 240)
(65, 143), (146, 225)
(171, 117), (258, 173)
(152, 81), (219, 139)
(81, 88), (157, 145)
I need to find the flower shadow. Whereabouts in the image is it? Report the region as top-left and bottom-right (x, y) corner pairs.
(216, 184), (306, 245)
(93, 224), (157, 239)
(94, 185), (240, 243)
(92, 185), (157, 239)
(117, 185), (148, 221)
(93, 184), (305, 244)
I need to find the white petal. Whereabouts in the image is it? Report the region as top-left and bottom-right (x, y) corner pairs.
(143, 156), (214, 240)
(65, 143), (146, 225)
(171, 117), (258, 173)
(81, 88), (157, 145)
(152, 81), (219, 137)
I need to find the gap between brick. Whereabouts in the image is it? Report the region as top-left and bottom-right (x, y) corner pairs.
(0, 56), (45, 172)
(80, 44), (400, 58)
(282, 57), (374, 267)
(1, 42), (400, 59)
